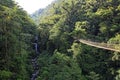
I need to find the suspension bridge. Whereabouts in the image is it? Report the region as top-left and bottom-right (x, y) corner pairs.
(76, 39), (120, 52)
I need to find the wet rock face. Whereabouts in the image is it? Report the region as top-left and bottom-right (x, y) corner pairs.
(31, 36), (39, 80)
(34, 43), (38, 53)
(31, 57), (39, 80)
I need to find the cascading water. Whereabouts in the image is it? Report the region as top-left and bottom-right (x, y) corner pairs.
(31, 36), (39, 80)
(34, 43), (38, 54)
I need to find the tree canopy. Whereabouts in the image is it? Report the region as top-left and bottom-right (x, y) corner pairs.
(0, 0), (120, 80)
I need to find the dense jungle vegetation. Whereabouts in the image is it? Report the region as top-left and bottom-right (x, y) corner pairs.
(0, 0), (37, 79)
(0, 0), (120, 80)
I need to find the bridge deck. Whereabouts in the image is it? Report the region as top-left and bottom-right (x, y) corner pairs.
(78, 39), (120, 52)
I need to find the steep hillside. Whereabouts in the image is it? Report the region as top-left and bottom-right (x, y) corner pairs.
(31, 0), (64, 25)
(0, 0), (120, 80)
(0, 0), (37, 79)
(36, 0), (120, 80)
(30, 9), (44, 24)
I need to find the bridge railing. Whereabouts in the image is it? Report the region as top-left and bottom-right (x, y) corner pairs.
(79, 39), (120, 50)
(74, 33), (120, 51)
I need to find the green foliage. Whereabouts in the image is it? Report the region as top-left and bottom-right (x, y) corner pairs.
(95, 7), (113, 18)
(108, 34), (120, 44)
(0, 0), (117, 79)
(108, 34), (120, 50)
(35, 0), (120, 80)
(116, 69), (120, 80)
(86, 71), (101, 80)
(37, 52), (87, 80)
(0, 0), (37, 79)
(0, 70), (12, 79)
(69, 42), (82, 58)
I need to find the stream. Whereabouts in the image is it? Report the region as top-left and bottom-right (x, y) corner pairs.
(31, 36), (39, 80)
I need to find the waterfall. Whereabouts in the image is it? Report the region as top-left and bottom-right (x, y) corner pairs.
(34, 43), (38, 53)
(34, 36), (38, 54)
(35, 36), (38, 41)
(31, 36), (39, 80)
